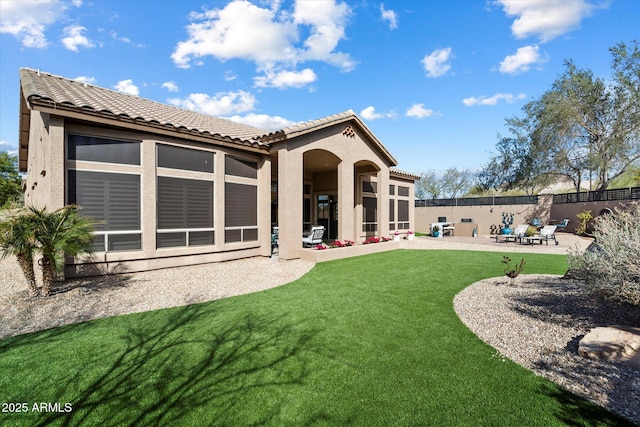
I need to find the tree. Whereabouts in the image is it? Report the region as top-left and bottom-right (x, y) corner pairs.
(480, 41), (640, 194)
(30, 206), (95, 296)
(415, 170), (442, 199)
(0, 212), (39, 296)
(415, 168), (475, 199)
(440, 167), (475, 198)
(0, 152), (22, 207)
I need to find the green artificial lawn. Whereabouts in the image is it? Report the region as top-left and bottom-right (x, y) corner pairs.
(0, 250), (632, 426)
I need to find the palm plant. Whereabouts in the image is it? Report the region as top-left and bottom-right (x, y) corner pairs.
(0, 211), (40, 296)
(30, 205), (95, 296)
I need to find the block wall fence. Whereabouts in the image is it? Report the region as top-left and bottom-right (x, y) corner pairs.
(415, 189), (639, 236)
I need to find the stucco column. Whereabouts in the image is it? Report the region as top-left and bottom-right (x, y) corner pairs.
(258, 156), (272, 257)
(337, 161), (355, 242)
(48, 115), (65, 209)
(277, 147), (303, 260)
(141, 140), (157, 254)
(377, 168), (390, 238)
(214, 151), (226, 250)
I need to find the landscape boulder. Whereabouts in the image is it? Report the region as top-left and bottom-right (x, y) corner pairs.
(578, 325), (640, 367)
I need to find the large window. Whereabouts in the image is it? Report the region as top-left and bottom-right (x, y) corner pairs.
(362, 197), (377, 232)
(68, 134), (140, 165)
(225, 156), (257, 178)
(389, 199), (395, 231)
(398, 200), (410, 230)
(157, 176), (214, 248)
(225, 182), (258, 242)
(157, 144), (213, 173)
(68, 170), (141, 251)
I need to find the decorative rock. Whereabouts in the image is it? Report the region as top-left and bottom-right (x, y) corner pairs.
(578, 325), (640, 367)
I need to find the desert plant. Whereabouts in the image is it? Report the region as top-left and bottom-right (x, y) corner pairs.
(29, 205), (95, 296)
(526, 225), (537, 237)
(575, 209), (593, 236)
(568, 203), (640, 306)
(0, 211), (40, 296)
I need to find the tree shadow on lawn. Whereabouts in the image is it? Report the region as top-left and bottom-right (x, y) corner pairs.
(23, 304), (323, 426)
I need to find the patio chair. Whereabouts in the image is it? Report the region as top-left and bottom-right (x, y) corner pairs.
(526, 225), (558, 246)
(302, 226), (325, 247)
(551, 218), (570, 231)
(505, 224), (529, 243)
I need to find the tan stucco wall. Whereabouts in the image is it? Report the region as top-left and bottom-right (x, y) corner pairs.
(23, 111), (65, 210)
(273, 122), (403, 260)
(23, 111), (414, 275)
(416, 196), (636, 236)
(415, 195), (553, 236)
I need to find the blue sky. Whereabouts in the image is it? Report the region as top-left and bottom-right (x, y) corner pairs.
(1, 0), (638, 175)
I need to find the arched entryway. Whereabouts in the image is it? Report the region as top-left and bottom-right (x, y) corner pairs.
(303, 149), (341, 240)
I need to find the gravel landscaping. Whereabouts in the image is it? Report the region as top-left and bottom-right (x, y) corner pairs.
(1, 234), (638, 424)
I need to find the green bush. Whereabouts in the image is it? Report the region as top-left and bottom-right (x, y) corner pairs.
(568, 203), (640, 306)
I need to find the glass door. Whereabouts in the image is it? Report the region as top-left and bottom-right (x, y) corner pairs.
(317, 194), (338, 240)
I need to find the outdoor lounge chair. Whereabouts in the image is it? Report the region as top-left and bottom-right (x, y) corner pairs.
(495, 224), (528, 243)
(551, 218), (570, 231)
(505, 224), (529, 243)
(526, 225), (558, 245)
(302, 226), (325, 247)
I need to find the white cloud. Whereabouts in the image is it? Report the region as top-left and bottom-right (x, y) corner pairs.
(61, 25), (94, 51)
(114, 79), (139, 96)
(254, 68), (317, 89)
(161, 81), (179, 92)
(0, 140), (18, 155)
(462, 92), (526, 106)
(360, 106), (395, 121)
(421, 47), (453, 78)
(109, 31), (145, 48)
(0, 0), (66, 48)
(406, 103), (435, 118)
(224, 70), (237, 81)
(168, 90), (257, 116)
(496, 0), (604, 42)
(74, 75), (96, 84)
(171, 0), (354, 87)
(499, 44), (548, 74)
(225, 113), (295, 131)
(380, 4), (398, 30)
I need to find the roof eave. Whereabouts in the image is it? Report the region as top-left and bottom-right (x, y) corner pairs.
(26, 98), (270, 154)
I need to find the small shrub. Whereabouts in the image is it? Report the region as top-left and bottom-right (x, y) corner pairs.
(575, 209), (593, 236)
(526, 225), (537, 237)
(568, 203), (640, 306)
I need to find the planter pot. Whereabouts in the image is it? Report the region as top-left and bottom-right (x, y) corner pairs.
(501, 228), (512, 235)
(407, 234), (414, 240)
(393, 235), (400, 241)
(433, 231), (440, 237)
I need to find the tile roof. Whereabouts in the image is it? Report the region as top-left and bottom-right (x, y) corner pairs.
(18, 68), (414, 177)
(19, 67), (268, 148)
(390, 168), (420, 181)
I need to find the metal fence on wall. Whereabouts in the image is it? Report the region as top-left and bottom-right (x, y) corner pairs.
(416, 186), (640, 207)
(415, 194), (538, 207)
(552, 187), (640, 204)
